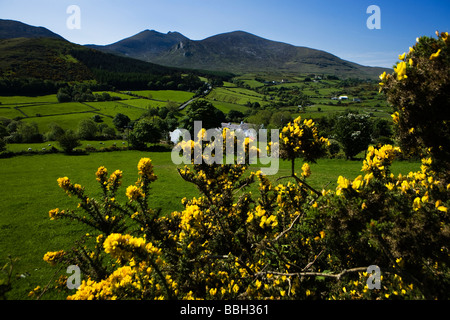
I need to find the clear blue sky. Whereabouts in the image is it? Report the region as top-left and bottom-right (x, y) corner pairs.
(1, 0), (449, 68)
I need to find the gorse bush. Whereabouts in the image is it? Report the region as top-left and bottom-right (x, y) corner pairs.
(380, 31), (450, 176)
(35, 33), (450, 300)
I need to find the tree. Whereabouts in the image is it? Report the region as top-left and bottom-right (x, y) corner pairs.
(334, 111), (373, 159)
(101, 127), (116, 140)
(78, 119), (98, 140)
(44, 123), (65, 142)
(128, 118), (162, 150)
(226, 110), (244, 123)
(372, 118), (393, 145)
(113, 113), (131, 131)
(178, 99), (225, 135)
(57, 130), (81, 154)
(16, 122), (43, 143)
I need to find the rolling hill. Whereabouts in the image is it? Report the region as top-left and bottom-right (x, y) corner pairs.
(0, 19), (65, 40)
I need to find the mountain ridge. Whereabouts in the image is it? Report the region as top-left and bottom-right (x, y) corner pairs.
(92, 29), (390, 79)
(0, 19), (391, 79)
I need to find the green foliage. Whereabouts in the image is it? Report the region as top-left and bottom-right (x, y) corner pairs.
(112, 113), (131, 131)
(0, 138), (5, 153)
(15, 122), (43, 143)
(77, 119), (98, 140)
(128, 118), (162, 150)
(57, 129), (81, 154)
(380, 32), (450, 174)
(179, 99), (225, 135)
(43, 122), (65, 141)
(334, 111), (373, 159)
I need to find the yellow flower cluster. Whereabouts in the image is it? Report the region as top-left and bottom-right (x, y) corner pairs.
(361, 145), (401, 177)
(96, 166), (108, 183)
(391, 111), (400, 124)
(103, 233), (161, 262)
(68, 266), (135, 300)
(246, 205), (278, 229)
(394, 61), (408, 81)
(138, 158), (157, 182)
(57, 177), (71, 192)
(126, 185), (144, 201)
(301, 163), (311, 178)
(280, 116), (329, 160)
(108, 170), (123, 187)
(43, 250), (65, 266)
(48, 208), (65, 220)
(68, 232), (172, 300)
(179, 202), (206, 239)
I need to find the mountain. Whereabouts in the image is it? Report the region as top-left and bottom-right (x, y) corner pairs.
(0, 19), (65, 40)
(93, 30), (390, 79)
(87, 29), (188, 61)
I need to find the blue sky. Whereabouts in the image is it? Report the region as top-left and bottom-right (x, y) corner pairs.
(1, 0), (449, 68)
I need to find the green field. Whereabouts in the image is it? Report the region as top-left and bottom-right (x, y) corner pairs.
(130, 90), (195, 103)
(0, 90), (196, 134)
(0, 150), (420, 299)
(207, 87), (267, 106)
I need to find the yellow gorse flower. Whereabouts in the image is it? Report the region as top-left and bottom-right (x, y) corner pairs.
(138, 158), (157, 182)
(96, 166), (108, 182)
(43, 250), (65, 266)
(301, 163), (311, 178)
(57, 177), (71, 191)
(126, 185), (144, 201)
(391, 112), (400, 124)
(429, 49), (442, 60)
(394, 61), (408, 81)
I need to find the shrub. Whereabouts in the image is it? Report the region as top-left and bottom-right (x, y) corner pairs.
(380, 31), (450, 175)
(57, 130), (82, 154)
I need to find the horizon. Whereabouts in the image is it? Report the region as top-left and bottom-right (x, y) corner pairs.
(1, 0), (449, 68)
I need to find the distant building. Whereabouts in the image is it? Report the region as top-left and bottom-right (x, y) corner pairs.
(170, 122), (257, 144)
(339, 96), (349, 100)
(221, 122), (257, 139)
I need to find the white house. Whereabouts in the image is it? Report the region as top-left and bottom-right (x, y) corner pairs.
(339, 96), (349, 100)
(169, 122), (257, 145)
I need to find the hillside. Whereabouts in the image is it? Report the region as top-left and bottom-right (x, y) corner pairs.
(0, 37), (94, 81)
(0, 19), (65, 40)
(94, 30), (391, 79)
(0, 36), (207, 94)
